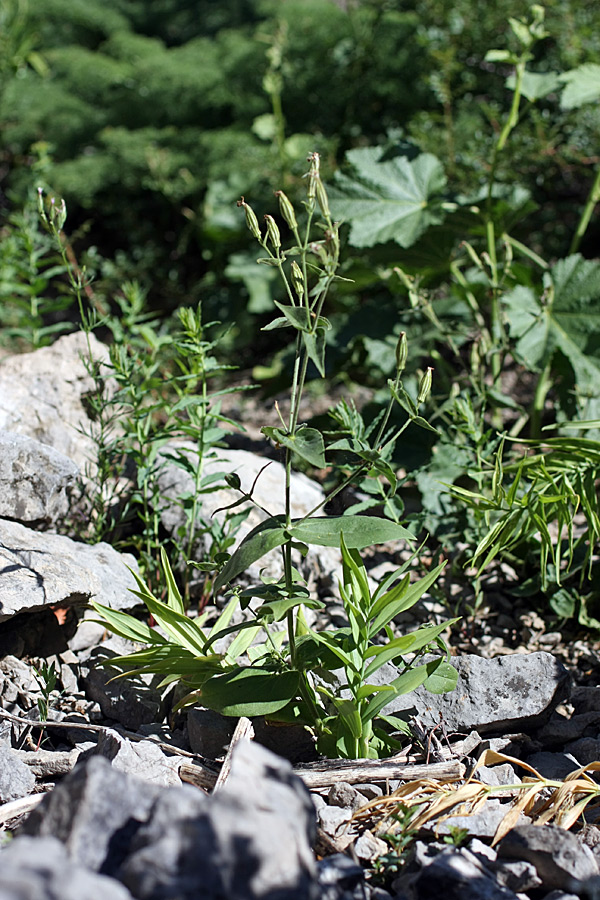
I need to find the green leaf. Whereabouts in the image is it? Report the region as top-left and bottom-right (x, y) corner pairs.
(423, 658), (458, 694)
(369, 563), (446, 637)
(213, 516), (288, 593)
(504, 255), (600, 392)
(91, 602), (168, 646)
(559, 64), (600, 109)
(363, 664), (430, 722)
(199, 667), (300, 716)
(256, 594), (324, 624)
(262, 425), (326, 468)
(329, 146), (447, 248)
(273, 302), (311, 332)
(506, 70), (561, 101)
(290, 515), (413, 549)
(303, 326), (327, 377)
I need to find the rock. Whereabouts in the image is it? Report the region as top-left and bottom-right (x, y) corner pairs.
(0, 746), (36, 802)
(0, 431), (79, 527)
(21, 756), (161, 872)
(82, 638), (169, 732)
(0, 519), (138, 622)
(156, 445), (341, 590)
(414, 848), (521, 900)
(82, 729), (182, 787)
(537, 711), (600, 746)
(385, 652), (570, 735)
(317, 853), (365, 900)
(497, 824), (598, 891)
(421, 799), (529, 840)
(0, 656), (38, 711)
(187, 707), (236, 759)
(353, 830), (388, 862)
(0, 332), (110, 472)
(118, 740), (320, 899)
(492, 858), (542, 893)
(525, 751), (582, 779)
(564, 737), (600, 766)
(328, 781), (366, 812)
(0, 836), (134, 900)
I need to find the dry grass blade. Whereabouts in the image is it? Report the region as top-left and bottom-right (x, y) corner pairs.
(354, 747), (600, 847)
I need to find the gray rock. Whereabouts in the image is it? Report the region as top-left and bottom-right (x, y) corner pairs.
(0, 519), (138, 622)
(0, 332), (110, 472)
(353, 830), (388, 862)
(386, 652), (569, 734)
(0, 836), (134, 900)
(537, 711), (600, 746)
(21, 756), (161, 872)
(317, 853), (364, 900)
(119, 740), (320, 899)
(414, 848), (521, 900)
(156, 445), (341, 590)
(421, 799), (529, 840)
(83, 639), (168, 731)
(82, 729), (182, 786)
(317, 804), (353, 839)
(492, 859), (542, 892)
(328, 781), (366, 812)
(0, 746), (36, 802)
(497, 824), (598, 891)
(0, 431), (79, 527)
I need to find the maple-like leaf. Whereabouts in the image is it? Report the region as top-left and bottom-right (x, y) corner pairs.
(329, 146), (447, 248)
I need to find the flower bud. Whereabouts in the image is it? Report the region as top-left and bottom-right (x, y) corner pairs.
(37, 187), (47, 223)
(325, 225), (340, 259)
(395, 332), (408, 373)
(291, 261), (304, 299)
(316, 179), (330, 219)
(50, 196), (67, 232)
(306, 151), (321, 201)
(417, 367), (433, 405)
(264, 214), (281, 249)
(274, 190), (298, 231)
(237, 197), (261, 241)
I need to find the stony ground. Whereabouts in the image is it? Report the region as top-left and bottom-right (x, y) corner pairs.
(1, 333), (600, 900)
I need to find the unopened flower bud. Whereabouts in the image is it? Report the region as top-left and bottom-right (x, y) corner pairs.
(274, 190), (298, 231)
(309, 242), (329, 266)
(316, 179), (330, 219)
(306, 151), (321, 201)
(291, 261), (304, 299)
(37, 187), (47, 223)
(237, 197), (261, 241)
(395, 332), (408, 373)
(264, 214), (281, 249)
(417, 367), (433, 405)
(325, 225), (340, 258)
(50, 196), (67, 232)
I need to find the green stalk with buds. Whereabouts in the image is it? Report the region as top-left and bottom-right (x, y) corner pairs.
(93, 153), (457, 759)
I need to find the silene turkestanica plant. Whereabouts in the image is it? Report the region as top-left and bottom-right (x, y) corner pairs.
(92, 152), (459, 760)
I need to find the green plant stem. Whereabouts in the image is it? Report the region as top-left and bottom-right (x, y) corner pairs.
(570, 163), (600, 255)
(530, 359), (553, 440)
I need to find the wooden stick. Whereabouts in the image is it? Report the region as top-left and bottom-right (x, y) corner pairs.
(213, 716), (255, 792)
(0, 794), (45, 826)
(181, 757), (465, 792)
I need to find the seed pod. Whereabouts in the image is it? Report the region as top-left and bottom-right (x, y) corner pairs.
(306, 151), (321, 201)
(417, 366), (433, 405)
(237, 197), (261, 241)
(395, 332), (408, 373)
(264, 214), (281, 249)
(291, 261), (305, 299)
(316, 179), (330, 219)
(274, 190), (298, 231)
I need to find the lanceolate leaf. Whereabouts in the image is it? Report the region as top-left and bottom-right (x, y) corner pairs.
(213, 516), (288, 593)
(329, 146), (447, 248)
(504, 254), (600, 392)
(290, 516), (413, 549)
(199, 667), (299, 716)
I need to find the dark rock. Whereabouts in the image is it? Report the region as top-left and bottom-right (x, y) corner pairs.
(525, 751), (582, 779)
(497, 823), (598, 891)
(0, 746), (36, 802)
(537, 711), (600, 747)
(414, 848), (521, 900)
(0, 430), (79, 528)
(491, 858), (542, 892)
(564, 737), (600, 766)
(82, 639), (168, 731)
(187, 707), (235, 759)
(0, 836), (134, 900)
(21, 756), (161, 872)
(118, 740), (319, 899)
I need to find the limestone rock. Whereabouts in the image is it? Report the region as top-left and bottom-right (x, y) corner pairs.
(0, 518), (138, 622)
(0, 431), (79, 527)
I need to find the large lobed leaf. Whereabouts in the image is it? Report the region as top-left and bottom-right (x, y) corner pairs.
(503, 254), (600, 392)
(329, 146), (447, 248)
